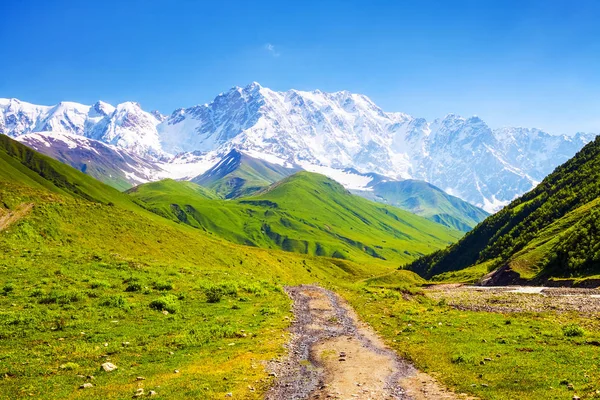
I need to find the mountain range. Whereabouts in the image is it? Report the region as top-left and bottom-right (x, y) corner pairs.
(1, 83), (595, 213)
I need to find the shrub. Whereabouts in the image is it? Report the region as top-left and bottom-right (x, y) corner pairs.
(218, 282), (238, 296)
(59, 362), (79, 371)
(451, 354), (469, 364)
(2, 283), (15, 295)
(149, 295), (179, 314)
(204, 286), (224, 303)
(153, 281), (174, 291)
(100, 295), (128, 309)
(30, 288), (44, 298)
(39, 291), (82, 305)
(259, 307), (276, 316)
(90, 280), (110, 289)
(125, 283), (142, 292)
(563, 324), (585, 337)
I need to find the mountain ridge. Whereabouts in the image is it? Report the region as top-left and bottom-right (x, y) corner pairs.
(406, 135), (600, 283)
(2, 84), (595, 211)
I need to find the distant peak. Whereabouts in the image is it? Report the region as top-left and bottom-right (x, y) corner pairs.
(151, 110), (166, 122)
(92, 100), (115, 116)
(246, 81), (262, 89)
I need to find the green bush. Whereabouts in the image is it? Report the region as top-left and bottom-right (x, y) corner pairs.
(451, 354), (469, 364)
(204, 286), (224, 303)
(149, 295), (179, 313)
(90, 280), (110, 289)
(125, 282), (142, 292)
(100, 295), (128, 308)
(153, 281), (174, 291)
(59, 362), (79, 371)
(563, 324), (585, 337)
(39, 291), (82, 305)
(2, 283), (15, 295)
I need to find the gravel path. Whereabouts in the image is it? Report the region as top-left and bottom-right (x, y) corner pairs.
(265, 285), (462, 400)
(426, 285), (600, 314)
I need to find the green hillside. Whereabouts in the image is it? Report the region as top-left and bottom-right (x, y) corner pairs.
(130, 172), (462, 266)
(192, 149), (298, 198)
(0, 135), (407, 399)
(353, 179), (488, 231)
(407, 135), (600, 283)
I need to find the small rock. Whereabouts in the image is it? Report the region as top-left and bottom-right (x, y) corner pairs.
(103, 343), (109, 347)
(573, 396), (580, 400)
(79, 383), (93, 389)
(122, 342), (130, 346)
(481, 384), (489, 388)
(225, 393), (232, 398)
(484, 357), (492, 361)
(567, 383), (574, 390)
(174, 369), (180, 374)
(169, 351), (174, 355)
(269, 372), (277, 377)
(162, 310), (169, 315)
(149, 391), (158, 397)
(76, 374), (85, 379)
(338, 358), (346, 362)
(133, 388), (144, 397)
(136, 376), (145, 381)
(87, 375), (95, 380)
(101, 362), (118, 372)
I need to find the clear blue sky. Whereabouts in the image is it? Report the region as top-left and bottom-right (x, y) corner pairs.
(1, 0), (600, 134)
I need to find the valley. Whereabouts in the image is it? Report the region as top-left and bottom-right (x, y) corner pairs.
(1, 90), (599, 400)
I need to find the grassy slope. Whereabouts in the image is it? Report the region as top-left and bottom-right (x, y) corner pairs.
(129, 173), (462, 267)
(407, 136), (600, 282)
(192, 150), (297, 199)
(354, 179), (489, 232)
(0, 137), (394, 399)
(342, 286), (600, 400)
(5, 136), (598, 400)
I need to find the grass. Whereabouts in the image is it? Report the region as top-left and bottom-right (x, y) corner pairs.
(352, 179), (489, 232)
(0, 137), (397, 399)
(342, 285), (600, 400)
(428, 260), (496, 284)
(2, 135), (599, 399)
(129, 173), (462, 267)
(192, 149), (298, 199)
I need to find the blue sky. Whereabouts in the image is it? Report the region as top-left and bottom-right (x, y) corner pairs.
(1, 0), (599, 134)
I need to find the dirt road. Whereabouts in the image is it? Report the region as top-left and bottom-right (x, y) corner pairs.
(266, 285), (468, 400)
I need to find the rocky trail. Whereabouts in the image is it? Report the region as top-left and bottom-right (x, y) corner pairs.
(266, 285), (468, 400)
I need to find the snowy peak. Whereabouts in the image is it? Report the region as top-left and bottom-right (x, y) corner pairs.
(2, 85), (597, 212)
(0, 98), (163, 158)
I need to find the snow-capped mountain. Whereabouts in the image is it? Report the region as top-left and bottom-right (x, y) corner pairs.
(16, 132), (166, 189)
(0, 98), (163, 158)
(1, 84), (595, 212)
(156, 83), (595, 210)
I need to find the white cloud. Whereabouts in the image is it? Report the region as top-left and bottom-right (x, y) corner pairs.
(264, 43), (280, 57)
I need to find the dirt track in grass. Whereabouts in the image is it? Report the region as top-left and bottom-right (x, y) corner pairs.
(266, 285), (471, 400)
